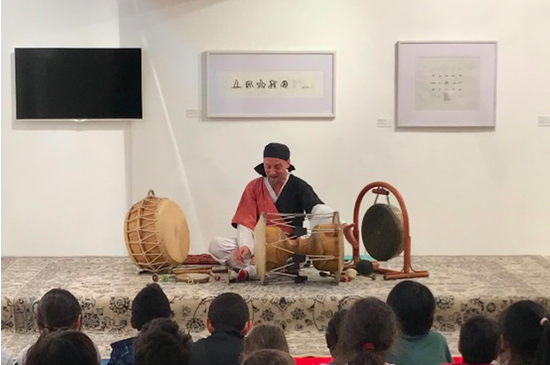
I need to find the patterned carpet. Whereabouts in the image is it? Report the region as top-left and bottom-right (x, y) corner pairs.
(2, 255), (549, 358)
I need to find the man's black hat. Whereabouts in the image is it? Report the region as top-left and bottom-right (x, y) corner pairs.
(254, 142), (296, 176)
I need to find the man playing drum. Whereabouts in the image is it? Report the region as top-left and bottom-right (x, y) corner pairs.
(209, 142), (337, 281)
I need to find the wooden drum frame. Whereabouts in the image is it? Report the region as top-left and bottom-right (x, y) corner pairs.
(254, 212), (344, 285)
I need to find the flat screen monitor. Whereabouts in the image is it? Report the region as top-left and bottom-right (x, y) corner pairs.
(15, 48), (142, 120)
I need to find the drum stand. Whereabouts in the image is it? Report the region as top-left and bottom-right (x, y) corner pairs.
(265, 253), (310, 284)
(344, 181), (429, 280)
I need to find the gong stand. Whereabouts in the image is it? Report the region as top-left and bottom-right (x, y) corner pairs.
(344, 181), (429, 280)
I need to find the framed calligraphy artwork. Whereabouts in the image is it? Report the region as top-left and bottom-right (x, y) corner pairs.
(206, 51), (335, 118)
(396, 41), (497, 127)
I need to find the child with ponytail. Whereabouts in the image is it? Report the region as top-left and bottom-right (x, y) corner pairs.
(332, 297), (398, 365)
(499, 300), (550, 365)
(16, 288), (83, 365)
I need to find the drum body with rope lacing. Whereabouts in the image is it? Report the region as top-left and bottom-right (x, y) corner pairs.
(124, 190), (190, 273)
(254, 212), (344, 284)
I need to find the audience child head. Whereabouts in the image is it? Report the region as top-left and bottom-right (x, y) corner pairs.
(242, 323), (289, 358)
(17, 289), (84, 365)
(459, 315), (499, 364)
(333, 297), (398, 365)
(131, 283), (172, 330)
(206, 292), (251, 334)
(133, 318), (192, 365)
(385, 281), (453, 365)
(242, 349), (294, 365)
(25, 329), (98, 365)
(500, 300), (550, 365)
(105, 283), (171, 365)
(325, 309), (348, 357)
(36, 288), (82, 332)
(386, 280), (435, 336)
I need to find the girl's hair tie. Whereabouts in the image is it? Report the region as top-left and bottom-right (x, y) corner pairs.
(363, 343), (375, 350)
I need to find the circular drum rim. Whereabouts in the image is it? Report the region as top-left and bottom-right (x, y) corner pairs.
(155, 199), (190, 266)
(124, 194), (190, 273)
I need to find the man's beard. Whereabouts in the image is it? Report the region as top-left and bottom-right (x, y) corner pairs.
(268, 176), (280, 186)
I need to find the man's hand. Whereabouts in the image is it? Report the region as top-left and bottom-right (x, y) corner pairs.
(233, 246), (251, 266)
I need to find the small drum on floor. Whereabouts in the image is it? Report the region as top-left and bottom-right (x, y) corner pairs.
(124, 190), (190, 273)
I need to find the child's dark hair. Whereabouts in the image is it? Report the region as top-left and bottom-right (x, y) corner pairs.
(326, 309), (348, 355)
(26, 329), (98, 365)
(386, 280), (435, 336)
(36, 289), (81, 331)
(242, 323), (289, 358)
(131, 283), (171, 330)
(500, 300), (550, 365)
(333, 297), (397, 365)
(459, 315), (500, 364)
(134, 318), (192, 365)
(208, 292), (249, 331)
(242, 349), (294, 365)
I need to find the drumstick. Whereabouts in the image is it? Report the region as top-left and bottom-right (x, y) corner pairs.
(343, 268), (358, 279)
(173, 266), (228, 275)
(173, 266), (215, 274)
(206, 270), (222, 281)
(319, 271), (351, 282)
(152, 273), (175, 282)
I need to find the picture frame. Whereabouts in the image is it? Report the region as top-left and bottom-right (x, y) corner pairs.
(205, 51), (335, 118)
(396, 41), (497, 127)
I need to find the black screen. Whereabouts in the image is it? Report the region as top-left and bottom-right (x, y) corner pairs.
(15, 48), (142, 119)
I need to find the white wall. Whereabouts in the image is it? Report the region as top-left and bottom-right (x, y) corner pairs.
(3, 0), (549, 257)
(121, 0), (550, 256)
(1, 0), (130, 255)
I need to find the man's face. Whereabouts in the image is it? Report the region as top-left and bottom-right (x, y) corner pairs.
(263, 157), (290, 186)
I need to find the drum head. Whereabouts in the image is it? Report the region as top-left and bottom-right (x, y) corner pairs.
(156, 200), (190, 265)
(361, 204), (404, 261)
(176, 273), (210, 283)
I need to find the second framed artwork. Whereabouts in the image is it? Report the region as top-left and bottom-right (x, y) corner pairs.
(205, 51), (335, 118)
(396, 41), (497, 127)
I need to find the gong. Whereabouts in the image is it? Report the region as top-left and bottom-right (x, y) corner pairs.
(361, 204), (404, 261)
(347, 181), (429, 280)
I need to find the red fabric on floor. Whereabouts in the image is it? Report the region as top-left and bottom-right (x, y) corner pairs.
(294, 358), (332, 365)
(181, 254), (218, 265)
(293, 357), (463, 365)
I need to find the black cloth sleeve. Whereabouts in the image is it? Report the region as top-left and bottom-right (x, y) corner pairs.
(296, 178), (323, 213)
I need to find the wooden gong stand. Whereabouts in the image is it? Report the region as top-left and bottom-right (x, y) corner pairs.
(343, 181), (429, 280)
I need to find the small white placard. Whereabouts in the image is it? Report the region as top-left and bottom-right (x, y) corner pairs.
(186, 109), (202, 118)
(377, 118), (393, 128)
